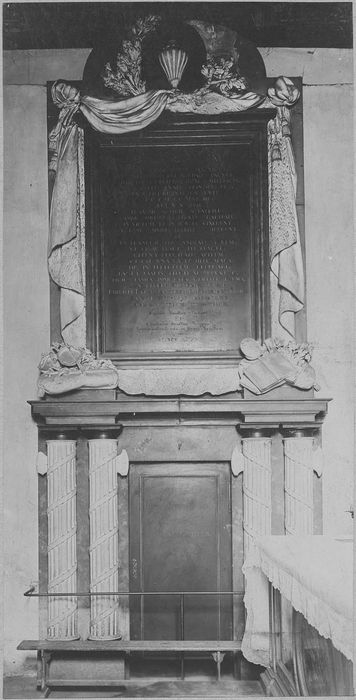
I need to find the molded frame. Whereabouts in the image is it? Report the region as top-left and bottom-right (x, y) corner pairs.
(85, 110), (275, 367)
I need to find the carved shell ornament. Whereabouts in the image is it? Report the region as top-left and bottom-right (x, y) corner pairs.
(56, 344), (83, 367)
(240, 337), (264, 361)
(98, 15), (300, 111)
(38, 344), (116, 374)
(100, 16), (252, 99)
(159, 42), (188, 89)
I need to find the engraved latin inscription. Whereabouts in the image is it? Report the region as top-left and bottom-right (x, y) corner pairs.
(101, 145), (251, 353)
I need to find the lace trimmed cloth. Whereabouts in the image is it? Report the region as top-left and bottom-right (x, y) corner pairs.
(241, 535), (353, 666)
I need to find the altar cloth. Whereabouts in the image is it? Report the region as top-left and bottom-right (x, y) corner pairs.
(241, 535), (353, 666)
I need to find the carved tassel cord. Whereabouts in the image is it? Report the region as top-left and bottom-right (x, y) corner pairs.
(242, 438), (272, 557)
(284, 437), (315, 535)
(88, 439), (121, 639)
(46, 440), (78, 640)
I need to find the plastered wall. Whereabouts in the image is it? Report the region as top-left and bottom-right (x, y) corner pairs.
(3, 84), (51, 675)
(3, 47), (353, 675)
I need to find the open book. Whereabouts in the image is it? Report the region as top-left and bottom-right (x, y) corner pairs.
(240, 349), (297, 394)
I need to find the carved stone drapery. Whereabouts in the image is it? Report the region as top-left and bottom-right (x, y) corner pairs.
(46, 439), (78, 640)
(49, 73), (302, 347)
(88, 439), (121, 639)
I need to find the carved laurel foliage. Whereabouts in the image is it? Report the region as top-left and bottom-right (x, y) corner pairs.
(102, 15), (161, 97)
(201, 56), (248, 97)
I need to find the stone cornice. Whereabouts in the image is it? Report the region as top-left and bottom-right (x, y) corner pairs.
(29, 395), (330, 430)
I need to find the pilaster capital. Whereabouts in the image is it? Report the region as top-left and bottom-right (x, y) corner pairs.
(239, 426), (275, 440)
(283, 434), (323, 477)
(82, 426), (123, 440)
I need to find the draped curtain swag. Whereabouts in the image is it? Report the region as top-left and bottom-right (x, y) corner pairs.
(48, 81), (304, 346)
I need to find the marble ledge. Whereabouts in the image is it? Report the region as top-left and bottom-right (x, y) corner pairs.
(29, 394), (330, 429)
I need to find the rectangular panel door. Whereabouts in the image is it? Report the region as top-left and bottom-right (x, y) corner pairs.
(129, 463), (232, 641)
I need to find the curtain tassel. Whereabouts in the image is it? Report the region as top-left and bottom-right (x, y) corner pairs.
(282, 118), (291, 138)
(271, 143), (282, 161)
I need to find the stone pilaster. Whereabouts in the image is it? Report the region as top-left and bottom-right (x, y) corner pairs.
(88, 439), (121, 640)
(283, 436), (319, 535)
(46, 439), (78, 640)
(241, 435), (272, 557)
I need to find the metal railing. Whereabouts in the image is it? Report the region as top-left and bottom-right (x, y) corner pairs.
(24, 587), (242, 642)
(24, 587), (242, 597)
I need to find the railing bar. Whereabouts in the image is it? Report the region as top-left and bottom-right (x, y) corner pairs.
(218, 592), (221, 643)
(140, 593), (144, 643)
(269, 583), (276, 672)
(180, 594), (184, 640)
(180, 593), (185, 680)
(24, 590), (244, 597)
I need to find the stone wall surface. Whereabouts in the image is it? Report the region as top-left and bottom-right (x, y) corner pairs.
(303, 82), (354, 536)
(3, 47), (354, 674)
(3, 85), (50, 674)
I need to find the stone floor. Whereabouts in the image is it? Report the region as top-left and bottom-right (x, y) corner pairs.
(3, 675), (264, 698)
(4, 656), (265, 698)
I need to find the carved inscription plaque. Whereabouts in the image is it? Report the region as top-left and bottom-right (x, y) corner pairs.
(100, 145), (252, 354)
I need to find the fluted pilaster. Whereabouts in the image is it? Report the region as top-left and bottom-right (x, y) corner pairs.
(283, 437), (316, 535)
(88, 439), (121, 640)
(46, 439), (78, 640)
(242, 437), (272, 557)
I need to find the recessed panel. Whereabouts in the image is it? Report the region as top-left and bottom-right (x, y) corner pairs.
(129, 463), (233, 642)
(100, 144), (252, 354)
